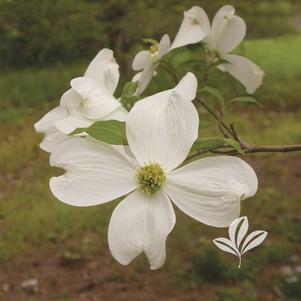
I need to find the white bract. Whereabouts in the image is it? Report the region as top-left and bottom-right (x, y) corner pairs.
(49, 72), (258, 269)
(34, 49), (127, 152)
(170, 6), (210, 50)
(132, 34), (171, 95)
(170, 5), (264, 93)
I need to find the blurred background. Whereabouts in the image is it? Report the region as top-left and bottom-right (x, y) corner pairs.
(0, 0), (301, 300)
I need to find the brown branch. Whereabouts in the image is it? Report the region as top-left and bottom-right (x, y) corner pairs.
(243, 144), (301, 154)
(230, 123), (247, 148)
(187, 144), (301, 161)
(218, 123), (230, 138)
(188, 97), (301, 161)
(198, 97), (234, 138)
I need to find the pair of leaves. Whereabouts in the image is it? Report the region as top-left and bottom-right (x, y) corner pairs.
(213, 216), (268, 268)
(192, 137), (244, 155)
(199, 86), (261, 112)
(71, 120), (127, 145)
(120, 81), (140, 110)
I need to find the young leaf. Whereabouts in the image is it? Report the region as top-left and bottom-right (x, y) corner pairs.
(142, 38), (158, 45)
(122, 81), (139, 97)
(121, 95), (140, 111)
(191, 137), (244, 154)
(81, 120), (127, 145)
(224, 138), (245, 155)
(241, 231), (268, 255)
(120, 81), (140, 109)
(191, 137), (226, 151)
(226, 96), (261, 109)
(213, 238), (239, 256)
(70, 127), (86, 135)
(199, 86), (225, 109)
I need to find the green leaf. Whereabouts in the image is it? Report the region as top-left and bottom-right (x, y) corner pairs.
(191, 138), (226, 151)
(121, 96), (140, 110)
(199, 86), (225, 109)
(226, 96), (261, 108)
(224, 138), (245, 155)
(191, 137), (245, 155)
(120, 81), (140, 110)
(186, 43), (207, 56)
(122, 81), (139, 97)
(142, 38), (158, 45)
(70, 127), (86, 135)
(71, 120), (128, 145)
(182, 59), (204, 67)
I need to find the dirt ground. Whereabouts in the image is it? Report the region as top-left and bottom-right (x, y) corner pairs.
(0, 155), (300, 301)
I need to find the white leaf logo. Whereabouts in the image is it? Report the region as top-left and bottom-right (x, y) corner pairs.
(213, 216), (268, 268)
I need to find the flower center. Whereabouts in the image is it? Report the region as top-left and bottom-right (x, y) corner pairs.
(136, 163), (166, 195)
(223, 15), (230, 22)
(149, 44), (159, 62)
(149, 44), (158, 54)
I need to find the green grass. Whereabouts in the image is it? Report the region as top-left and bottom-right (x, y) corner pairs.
(0, 62), (86, 123)
(235, 34), (301, 107)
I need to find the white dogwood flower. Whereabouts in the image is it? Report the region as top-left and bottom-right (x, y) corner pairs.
(206, 5), (264, 93)
(132, 34), (171, 95)
(34, 49), (127, 152)
(49, 72), (258, 269)
(170, 5), (264, 93)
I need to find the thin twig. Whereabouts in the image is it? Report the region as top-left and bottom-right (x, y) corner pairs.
(230, 123), (247, 148)
(198, 97), (234, 138)
(187, 144), (301, 161)
(188, 96), (301, 160)
(218, 123), (230, 138)
(244, 144), (301, 153)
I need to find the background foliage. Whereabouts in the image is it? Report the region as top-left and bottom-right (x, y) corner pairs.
(0, 0), (300, 69)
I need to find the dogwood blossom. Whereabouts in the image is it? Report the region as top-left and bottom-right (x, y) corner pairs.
(132, 34), (171, 95)
(170, 6), (210, 50)
(206, 5), (264, 93)
(34, 49), (127, 152)
(170, 5), (264, 93)
(49, 72), (258, 269)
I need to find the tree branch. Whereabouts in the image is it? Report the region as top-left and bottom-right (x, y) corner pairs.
(188, 97), (301, 160)
(242, 144), (301, 154)
(198, 97), (234, 138)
